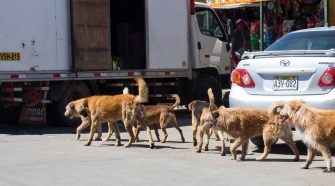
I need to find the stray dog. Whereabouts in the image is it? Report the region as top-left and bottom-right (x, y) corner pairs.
(132, 94), (185, 143)
(188, 100), (220, 147)
(65, 78), (155, 149)
(280, 100), (335, 172)
(198, 88), (299, 161)
(63, 97), (104, 141)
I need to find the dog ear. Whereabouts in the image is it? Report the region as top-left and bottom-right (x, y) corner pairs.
(212, 111), (220, 119)
(269, 102), (284, 115)
(69, 102), (75, 109)
(291, 100), (303, 112)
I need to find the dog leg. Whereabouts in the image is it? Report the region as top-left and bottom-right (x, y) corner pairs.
(84, 120), (98, 146)
(76, 118), (90, 140)
(230, 137), (243, 160)
(103, 122), (114, 142)
(170, 116), (185, 143)
(301, 147), (317, 170)
(153, 124), (161, 142)
(145, 126), (155, 149)
(217, 130), (226, 156)
(280, 136), (300, 161)
(94, 124), (102, 141)
(134, 122), (141, 142)
(204, 126), (211, 151)
(256, 135), (275, 161)
(112, 122), (122, 146)
(318, 145), (333, 172)
(160, 126), (168, 143)
(239, 140), (249, 161)
(124, 122), (135, 148)
(192, 116), (199, 147)
(196, 126), (205, 153)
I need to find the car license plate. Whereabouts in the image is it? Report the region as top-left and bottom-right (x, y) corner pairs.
(273, 76), (298, 91)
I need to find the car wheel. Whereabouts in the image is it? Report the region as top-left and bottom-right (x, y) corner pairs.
(250, 136), (264, 147)
(47, 82), (91, 127)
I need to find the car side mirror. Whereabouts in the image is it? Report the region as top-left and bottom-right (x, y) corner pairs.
(227, 19), (234, 36)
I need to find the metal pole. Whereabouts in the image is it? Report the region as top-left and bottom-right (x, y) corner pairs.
(260, 1), (263, 50)
(324, 0), (328, 26)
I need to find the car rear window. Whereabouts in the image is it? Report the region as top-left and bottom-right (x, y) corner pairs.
(266, 30), (335, 51)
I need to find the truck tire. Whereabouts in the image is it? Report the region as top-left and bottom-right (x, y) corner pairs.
(194, 75), (222, 106)
(47, 82), (91, 127)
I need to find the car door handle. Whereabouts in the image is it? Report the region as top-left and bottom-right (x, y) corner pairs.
(197, 42), (201, 50)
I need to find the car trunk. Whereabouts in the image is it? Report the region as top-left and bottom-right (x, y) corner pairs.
(238, 56), (335, 95)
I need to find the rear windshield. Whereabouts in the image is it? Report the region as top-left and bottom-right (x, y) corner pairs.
(266, 30), (335, 51)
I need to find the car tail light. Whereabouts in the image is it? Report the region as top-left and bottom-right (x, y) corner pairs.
(318, 67), (335, 87)
(190, 0), (195, 15)
(231, 69), (255, 87)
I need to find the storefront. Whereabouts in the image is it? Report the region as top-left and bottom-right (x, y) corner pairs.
(207, 0), (331, 50)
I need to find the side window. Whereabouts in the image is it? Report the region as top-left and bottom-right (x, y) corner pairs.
(196, 8), (226, 41)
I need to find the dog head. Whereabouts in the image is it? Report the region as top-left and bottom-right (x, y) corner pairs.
(64, 101), (77, 119)
(201, 109), (219, 128)
(280, 100), (305, 121)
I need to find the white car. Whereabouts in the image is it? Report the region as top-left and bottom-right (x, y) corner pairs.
(229, 27), (335, 145)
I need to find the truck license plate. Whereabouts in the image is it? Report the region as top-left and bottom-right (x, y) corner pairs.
(273, 76), (298, 91)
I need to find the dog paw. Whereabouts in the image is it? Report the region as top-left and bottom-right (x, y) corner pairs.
(204, 147), (209, 151)
(115, 142), (122, 147)
(94, 138), (102, 141)
(293, 157), (299, 162)
(193, 141), (198, 147)
(76, 134), (81, 140)
(196, 150), (202, 153)
(300, 166), (309, 169)
(182, 138), (186, 143)
(323, 168), (333, 173)
(123, 144), (131, 148)
(84, 142), (91, 146)
(102, 138), (109, 142)
(221, 152), (226, 156)
(150, 143), (155, 149)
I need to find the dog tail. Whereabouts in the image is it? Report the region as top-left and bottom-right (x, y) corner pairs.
(134, 77), (149, 103)
(208, 88), (216, 111)
(268, 101), (285, 115)
(188, 100), (196, 111)
(168, 94), (180, 111)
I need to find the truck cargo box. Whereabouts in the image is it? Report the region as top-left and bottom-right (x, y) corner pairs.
(0, 0), (71, 72)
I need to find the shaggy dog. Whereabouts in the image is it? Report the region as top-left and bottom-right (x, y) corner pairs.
(131, 94), (185, 143)
(65, 78), (155, 148)
(279, 100), (335, 172)
(198, 89), (299, 161)
(188, 100), (220, 147)
(63, 97), (106, 141)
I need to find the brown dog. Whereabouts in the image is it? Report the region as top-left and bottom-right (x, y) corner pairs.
(188, 100), (220, 147)
(279, 100), (335, 172)
(198, 89), (299, 161)
(64, 98), (118, 142)
(131, 95), (185, 143)
(65, 78), (155, 148)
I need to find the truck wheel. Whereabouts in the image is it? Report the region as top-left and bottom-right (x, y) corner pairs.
(194, 75), (222, 106)
(47, 82), (91, 127)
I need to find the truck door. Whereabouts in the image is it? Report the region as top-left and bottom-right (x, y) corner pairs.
(71, 0), (111, 71)
(195, 7), (230, 74)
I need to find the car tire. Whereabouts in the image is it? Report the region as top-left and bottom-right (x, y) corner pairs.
(47, 82), (91, 127)
(250, 136), (264, 147)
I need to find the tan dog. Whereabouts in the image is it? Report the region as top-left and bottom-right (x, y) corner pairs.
(132, 95), (185, 143)
(188, 100), (220, 147)
(279, 100), (335, 172)
(65, 78), (155, 148)
(198, 89), (300, 161)
(64, 98), (118, 142)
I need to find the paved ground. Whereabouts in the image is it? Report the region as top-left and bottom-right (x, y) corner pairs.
(0, 112), (334, 186)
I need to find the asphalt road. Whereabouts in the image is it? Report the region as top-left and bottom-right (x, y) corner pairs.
(0, 111), (334, 186)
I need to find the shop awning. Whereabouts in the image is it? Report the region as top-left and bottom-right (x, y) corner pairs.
(206, 0), (271, 9)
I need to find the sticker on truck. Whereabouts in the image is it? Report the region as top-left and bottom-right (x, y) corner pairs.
(0, 52), (20, 61)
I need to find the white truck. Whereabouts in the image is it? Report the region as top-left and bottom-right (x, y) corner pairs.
(0, 0), (231, 126)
